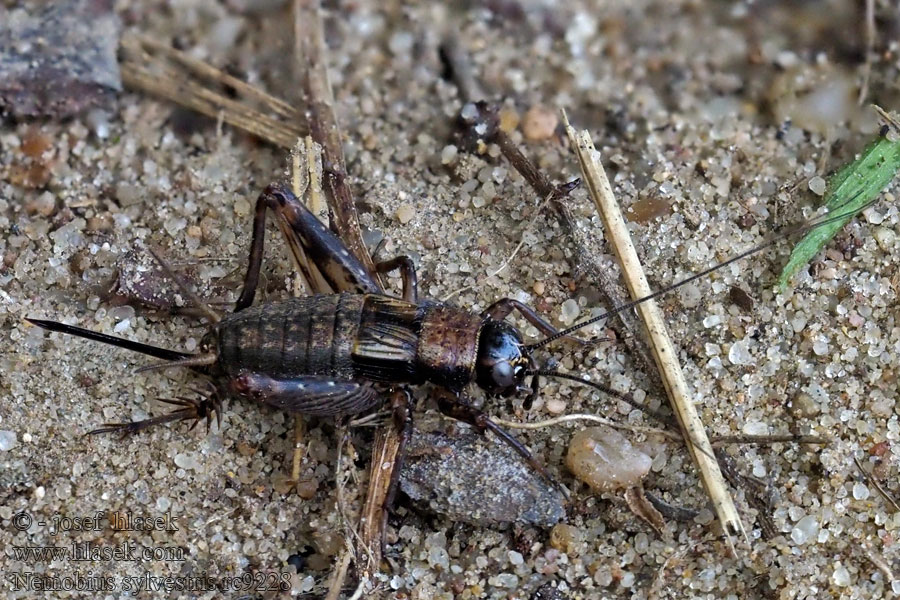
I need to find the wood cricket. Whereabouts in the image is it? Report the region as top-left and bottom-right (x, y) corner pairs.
(26, 181), (871, 489)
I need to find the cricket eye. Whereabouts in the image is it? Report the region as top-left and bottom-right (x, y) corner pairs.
(491, 361), (515, 388)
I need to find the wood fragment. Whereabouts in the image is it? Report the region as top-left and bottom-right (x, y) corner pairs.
(563, 114), (747, 551)
(119, 35), (305, 148)
(292, 0), (400, 591)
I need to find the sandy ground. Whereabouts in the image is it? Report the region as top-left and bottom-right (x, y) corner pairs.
(3, 1), (900, 599)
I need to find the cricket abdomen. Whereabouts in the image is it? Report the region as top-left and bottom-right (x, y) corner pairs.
(215, 294), (365, 380)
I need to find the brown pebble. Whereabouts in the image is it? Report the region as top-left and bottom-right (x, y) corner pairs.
(305, 553), (330, 571)
(498, 106), (520, 133)
(21, 130), (53, 160)
(626, 196), (672, 224)
(271, 474), (294, 495)
(313, 531), (343, 556)
(549, 523), (584, 555)
(869, 441), (889, 457)
(8, 163), (52, 189)
(236, 441), (256, 456)
(729, 286), (755, 311)
(3, 251), (18, 270)
(522, 105), (558, 141)
(86, 215), (113, 232)
(295, 477), (318, 500)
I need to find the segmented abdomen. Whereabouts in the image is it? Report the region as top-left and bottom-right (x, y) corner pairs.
(216, 294), (365, 380)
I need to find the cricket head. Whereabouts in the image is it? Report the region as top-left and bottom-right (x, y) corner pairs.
(475, 319), (532, 397)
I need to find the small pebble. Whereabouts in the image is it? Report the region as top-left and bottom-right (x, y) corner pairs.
(396, 204), (415, 224)
(852, 482), (870, 500)
(791, 515), (818, 544)
(173, 452), (200, 471)
(0, 430), (18, 451)
(549, 523), (584, 554)
(522, 105), (558, 141)
(533, 281), (545, 295)
(832, 563), (851, 587)
(440, 144), (458, 165)
(20, 130), (53, 159)
(560, 299), (580, 324)
(545, 398), (567, 415)
(566, 426), (651, 493)
(742, 421), (769, 435)
(728, 340), (753, 365)
(808, 176), (826, 196)
(873, 227), (896, 251)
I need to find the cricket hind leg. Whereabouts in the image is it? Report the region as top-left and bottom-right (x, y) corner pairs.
(235, 183), (383, 312)
(228, 372), (380, 417)
(87, 382), (224, 437)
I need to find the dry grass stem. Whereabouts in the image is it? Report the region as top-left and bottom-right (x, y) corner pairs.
(130, 33), (297, 118)
(858, 0), (876, 105)
(294, 0), (380, 282)
(562, 113), (747, 551)
(854, 456), (900, 513)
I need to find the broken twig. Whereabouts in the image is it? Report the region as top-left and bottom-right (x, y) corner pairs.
(440, 35), (665, 398)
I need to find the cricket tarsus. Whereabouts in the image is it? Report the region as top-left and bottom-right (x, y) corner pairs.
(86, 395), (222, 437)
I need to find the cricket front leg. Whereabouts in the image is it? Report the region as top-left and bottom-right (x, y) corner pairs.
(436, 391), (567, 498)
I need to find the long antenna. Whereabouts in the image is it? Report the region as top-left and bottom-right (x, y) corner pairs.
(526, 194), (877, 351)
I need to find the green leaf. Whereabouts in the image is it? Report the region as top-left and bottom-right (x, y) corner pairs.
(777, 133), (900, 289)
